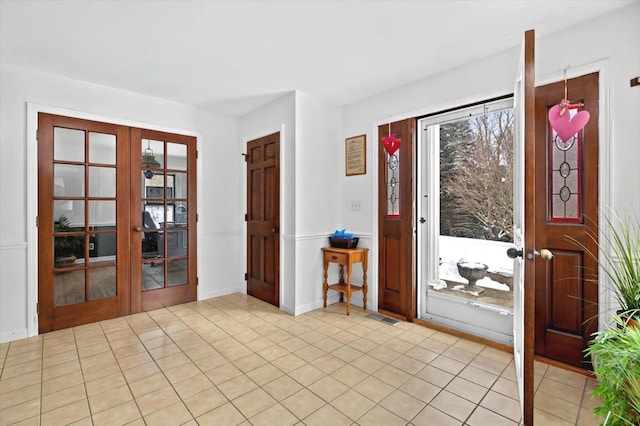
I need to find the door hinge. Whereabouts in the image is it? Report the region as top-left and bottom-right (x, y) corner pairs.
(36, 129), (39, 141)
(244, 273), (248, 281)
(196, 277), (199, 286)
(196, 214), (199, 222)
(242, 153), (248, 162)
(36, 303), (39, 314)
(36, 216), (39, 227)
(196, 150), (199, 159)
(244, 214), (248, 221)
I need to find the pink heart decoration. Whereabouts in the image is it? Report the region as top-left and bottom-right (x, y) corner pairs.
(382, 133), (401, 155)
(548, 103), (590, 142)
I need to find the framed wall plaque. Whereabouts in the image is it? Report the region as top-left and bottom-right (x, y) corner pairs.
(345, 134), (366, 176)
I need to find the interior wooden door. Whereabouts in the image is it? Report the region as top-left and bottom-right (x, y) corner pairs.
(246, 132), (280, 306)
(38, 113), (130, 332)
(378, 119), (415, 320)
(130, 128), (198, 312)
(534, 73), (599, 368)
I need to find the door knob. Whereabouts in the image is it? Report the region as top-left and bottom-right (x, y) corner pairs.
(536, 249), (553, 261)
(272, 227), (279, 233)
(507, 248), (523, 258)
(134, 226), (142, 232)
(419, 217), (426, 224)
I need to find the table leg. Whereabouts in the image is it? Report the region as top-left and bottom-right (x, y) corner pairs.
(346, 262), (353, 315)
(362, 253), (368, 311)
(338, 264), (345, 302)
(323, 258), (329, 308)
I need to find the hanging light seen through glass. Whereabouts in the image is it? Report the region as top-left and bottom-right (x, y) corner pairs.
(141, 140), (161, 178)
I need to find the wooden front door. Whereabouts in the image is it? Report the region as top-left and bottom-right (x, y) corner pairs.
(130, 128), (198, 312)
(38, 113), (130, 332)
(246, 133), (280, 306)
(378, 119), (415, 320)
(534, 73), (599, 368)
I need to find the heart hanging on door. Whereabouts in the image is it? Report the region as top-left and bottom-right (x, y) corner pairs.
(382, 133), (401, 155)
(548, 102), (590, 142)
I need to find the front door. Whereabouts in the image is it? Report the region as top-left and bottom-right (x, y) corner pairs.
(246, 132), (280, 306)
(130, 128), (198, 312)
(38, 113), (130, 331)
(534, 73), (599, 368)
(378, 119), (415, 320)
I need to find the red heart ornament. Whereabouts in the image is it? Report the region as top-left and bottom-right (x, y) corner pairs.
(548, 104), (590, 142)
(382, 133), (401, 155)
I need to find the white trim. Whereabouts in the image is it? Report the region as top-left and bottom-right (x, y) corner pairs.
(26, 103), (202, 338)
(537, 58), (613, 332)
(0, 242), (28, 250)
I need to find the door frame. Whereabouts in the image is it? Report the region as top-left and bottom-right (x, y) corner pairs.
(369, 59), (612, 330)
(26, 103), (202, 337)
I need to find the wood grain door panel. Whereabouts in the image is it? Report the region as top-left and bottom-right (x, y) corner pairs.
(247, 133), (280, 307)
(534, 72), (599, 368)
(378, 119), (415, 320)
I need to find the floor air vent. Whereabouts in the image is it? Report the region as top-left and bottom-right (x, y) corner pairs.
(366, 313), (399, 326)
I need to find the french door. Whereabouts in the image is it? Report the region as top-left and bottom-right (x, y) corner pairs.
(38, 113), (197, 332)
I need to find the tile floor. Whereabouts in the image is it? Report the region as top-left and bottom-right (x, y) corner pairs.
(0, 293), (602, 425)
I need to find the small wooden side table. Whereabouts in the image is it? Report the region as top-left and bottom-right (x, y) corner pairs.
(322, 247), (369, 315)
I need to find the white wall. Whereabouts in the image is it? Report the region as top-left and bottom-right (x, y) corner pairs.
(339, 4), (640, 318)
(293, 92), (342, 314)
(0, 63), (240, 342)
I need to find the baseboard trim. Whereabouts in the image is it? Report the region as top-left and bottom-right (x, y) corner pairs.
(534, 355), (595, 378)
(1, 328), (29, 344)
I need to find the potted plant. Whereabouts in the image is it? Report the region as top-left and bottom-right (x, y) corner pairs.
(585, 314), (640, 425)
(570, 212), (640, 325)
(54, 215), (82, 267)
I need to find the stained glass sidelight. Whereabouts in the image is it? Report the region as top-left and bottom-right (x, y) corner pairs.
(549, 104), (583, 223)
(386, 149), (400, 217)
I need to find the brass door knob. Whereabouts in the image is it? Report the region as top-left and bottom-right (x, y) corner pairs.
(537, 249), (553, 261)
(134, 226), (142, 232)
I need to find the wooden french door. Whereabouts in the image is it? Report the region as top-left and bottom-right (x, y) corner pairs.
(38, 114), (197, 332)
(38, 114), (130, 332)
(246, 132), (280, 306)
(130, 128), (198, 312)
(534, 73), (599, 368)
(378, 119), (415, 320)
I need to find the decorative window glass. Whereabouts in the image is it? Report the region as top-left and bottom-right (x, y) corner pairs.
(548, 104), (583, 223)
(386, 149), (400, 217)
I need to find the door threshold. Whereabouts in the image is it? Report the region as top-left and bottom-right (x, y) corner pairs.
(534, 355), (595, 378)
(414, 318), (512, 353)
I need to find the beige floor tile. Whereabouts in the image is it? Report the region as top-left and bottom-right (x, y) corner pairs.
(357, 404), (406, 426)
(117, 351), (153, 370)
(84, 371), (126, 396)
(204, 362), (243, 385)
(148, 343), (182, 360)
(431, 390), (477, 422)
(77, 341), (110, 358)
(0, 398), (40, 425)
(256, 344), (289, 362)
(173, 373), (213, 399)
(480, 390), (521, 422)
(418, 338), (452, 354)
(404, 346), (439, 365)
(534, 389), (580, 423)
(262, 374), (304, 401)
(368, 345), (401, 363)
(42, 359), (81, 382)
(412, 405), (463, 426)
(313, 353), (346, 374)
(123, 361), (161, 383)
(538, 376), (585, 405)
(0, 371), (41, 394)
(163, 361), (201, 384)
(41, 398), (90, 425)
(308, 375), (349, 403)
(303, 403), (351, 426)
(183, 386), (227, 418)
(331, 388), (376, 421)
(245, 363), (284, 386)
(233, 352), (268, 373)
(136, 386), (180, 416)
(0, 382), (40, 410)
(281, 388), (325, 419)
(375, 364), (411, 388)
(41, 383), (86, 413)
(289, 363), (326, 387)
(544, 365), (588, 390)
(129, 373), (169, 399)
(88, 384), (133, 414)
(380, 389), (426, 421)
(491, 376), (519, 399)
(445, 376), (489, 404)
(92, 400), (141, 426)
(196, 402), (246, 425)
(217, 374), (258, 400)
(233, 387), (277, 418)
(467, 406), (517, 425)
(271, 353), (307, 374)
(1, 359), (42, 380)
(533, 408), (574, 426)
(576, 406), (602, 426)
(144, 401), (193, 426)
(352, 376), (395, 403)
(389, 354), (427, 375)
(431, 355), (467, 375)
(294, 344), (325, 362)
(331, 363), (368, 387)
(398, 376), (440, 404)
(42, 370), (83, 395)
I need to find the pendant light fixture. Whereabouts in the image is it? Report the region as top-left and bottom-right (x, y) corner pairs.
(141, 140), (161, 178)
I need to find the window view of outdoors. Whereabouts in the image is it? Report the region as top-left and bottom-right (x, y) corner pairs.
(436, 109), (515, 309)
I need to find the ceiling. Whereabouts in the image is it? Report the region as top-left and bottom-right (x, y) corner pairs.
(1, 0), (635, 116)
